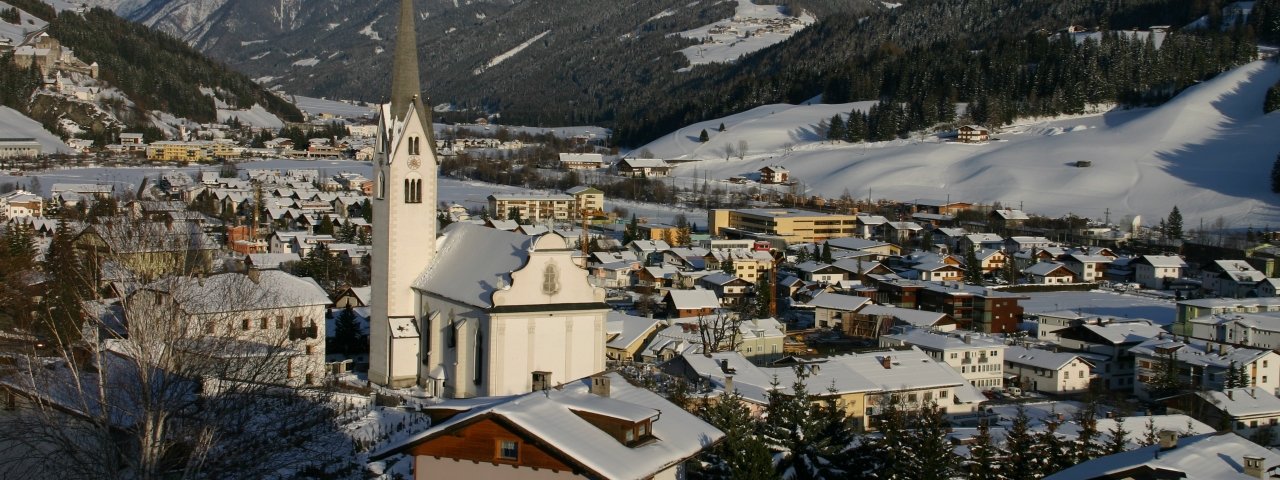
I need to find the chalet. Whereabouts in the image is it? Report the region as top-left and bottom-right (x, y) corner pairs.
(958, 233), (1004, 253)
(333, 285), (373, 308)
(663, 289), (720, 318)
(1200, 259), (1266, 297)
(794, 261), (854, 283)
(854, 304), (956, 334)
(974, 249), (1008, 274)
(697, 273), (752, 307)
(911, 262), (965, 282)
(1054, 320), (1165, 391)
(806, 291), (872, 329)
(881, 221), (924, 245)
(957, 125), (989, 143)
(759, 165), (789, 184)
(1023, 262), (1077, 284)
(370, 373), (723, 480)
(1131, 255), (1187, 289)
(1002, 345), (1095, 394)
(1195, 387), (1280, 441)
(988, 209), (1029, 231)
(1061, 254), (1112, 283)
(0, 190), (43, 219)
(557, 152), (606, 170)
(615, 158), (673, 177)
(1130, 337), (1280, 400)
(853, 214), (890, 239)
(931, 228), (968, 250)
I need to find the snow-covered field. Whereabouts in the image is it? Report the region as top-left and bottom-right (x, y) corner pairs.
(1019, 291), (1175, 325)
(0, 106), (72, 154)
(0, 1), (48, 45)
(291, 95), (377, 119)
(676, 0), (815, 68)
(639, 60), (1280, 227)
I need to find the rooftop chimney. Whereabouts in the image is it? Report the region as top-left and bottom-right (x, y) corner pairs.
(880, 356), (892, 369)
(1157, 430), (1179, 451)
(724, 375), (734, 393)
(1244, 455), (1265, 479)
(590, 375), (611, 397)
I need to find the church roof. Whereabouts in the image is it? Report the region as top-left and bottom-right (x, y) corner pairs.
(412, 222), (535, 309)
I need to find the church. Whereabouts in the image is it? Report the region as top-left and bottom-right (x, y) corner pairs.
(367, 0), (609, 398)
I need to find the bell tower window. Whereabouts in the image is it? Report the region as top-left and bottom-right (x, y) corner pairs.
(404, 177), (422, 203)
(408, 137), (420, 155)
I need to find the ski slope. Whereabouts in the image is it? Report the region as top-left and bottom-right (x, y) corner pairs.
(639, 60), (1280, 228)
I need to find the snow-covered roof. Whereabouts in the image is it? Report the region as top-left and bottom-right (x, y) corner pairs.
(992, 209), (1029, 220)
(805, 291), (872, 311)
(698, 272), (746, 286)
(1134, 254), (1187, 268)
(1129, 337), (1273, 369)
(1198, 387), (1280, 417)
(606, 311), (662, 350)
(665, 289), (721, 310)
(1003, 345), (1092, 371)
(1066, 321), (1166, 345)
(138, 271), (331, 314)
(825, 237), (892, 251)
(857, 304), (951, 327)
(1024, 261), (1074, 277)
(882, 329), (1006, 351)
(412, 223), (535, 309)
(373, 373), (724, 480)
(1044, 433), (1280, 480)
(247, 252), (300, 269)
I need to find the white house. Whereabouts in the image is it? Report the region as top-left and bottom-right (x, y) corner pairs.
(1131, 255), (1187, 289)
(1003, 345), (1095, 394)
(0, 190), (43, 219)
(1130, 337), (1280, 400)
(879, 329), (1007, 390)
(1023, 261), (1077, 284)
(1197, 387), (1280, 443)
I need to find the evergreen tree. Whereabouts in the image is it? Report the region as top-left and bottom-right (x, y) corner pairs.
(906, 402), (959, 480)
(1166, 206), (1183, 240)
(40, 220), (88, 344)
(1037, 420), (1072, 475)
(336, 222), (357, 243)
(315, 215), (335, 235)
(1003, 406), (1039, 480)
(361, 199), (372, 223)
(1072, 401), (1102, 463)
(691, 391), (777, 480)
(964, 245), (984, 285)
(699, 129), (710, 143)
(1149, 349), (1183, 398)
(1105, 417), (1130, 455)
(796, 245), (809, 264)
(719, 123), (726, 132)
(1225, 361), (1241, 389)
(1266, 83), (1280, 114)
(754, 274), (773, 319)
(1251, 424), (1276, 447)
(827, 114), (846, 142)
(722, 259), (735, 275)
(623, 214), (638, 245)
(966, 420), (1004, 480)
(821, 242), (833, 263)
(332, 305), (364, 354)
(760, 371), (854, 479)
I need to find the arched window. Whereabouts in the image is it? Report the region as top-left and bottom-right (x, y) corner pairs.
(408, 137), (420, 155)
(376, 171), (386, 199)
(404, 176), (423, 203)
(473, 330), (484, 386)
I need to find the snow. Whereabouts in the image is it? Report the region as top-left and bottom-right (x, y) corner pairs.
(291, 95), (376, 119)
(240, 39), (267, 47)
(0, 106), (72, 154)
(217, 104), (284, 129)
(1019, 291), (1175, 325)
(0, 1), (48, 45)
(473, 30), (551, 75)
(359, 17), (383, 41)
(639, 60), (1280, 227)
(676, 0), (815, 67)
(292, 57), (320, 67)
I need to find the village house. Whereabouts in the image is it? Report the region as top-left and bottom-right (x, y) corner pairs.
(807, 291), (873, 330)
(825, 237), (902, 258)
(697, 273), (752, 307)
(988, 209), (1029, 231)
(1045, 431), (1280, 479)
(974, 248), (1008, 274)
(1200, 259), (1266, 297)
(1053, 319), (1166, 391)
(1194, 387), (1280, 442)
(370, 373), (724, 480)
(1130, 337), (1280, 400)
(1061, 254), (1113, 283)
(1002, 345), (1095, 394)
(0, 190), (43, 219)
(663, 289), (721, 318)
(958, 233), (1005, 253)
(1023, 262), (1078, 284)
(557, 152), (607, 170)
(1131, 254), (1188, 290)
(956, 125), (989, 143)
(880, 329), (1008, 390)
(705, 248), (774, 282)
(640, 317), (786, 364)
(1189, 311), (1280, 350)
(758, 165), (789, 184)
(605, 312), (664, 362)
(615, 158), (673, 177)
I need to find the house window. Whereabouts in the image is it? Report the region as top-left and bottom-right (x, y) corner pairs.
(276, 316), (284, 329)
(497, 439), (519, 461)
(260, 318), (268, 329)
(241, 319), (250, 331)
(473, 330), (484, 386)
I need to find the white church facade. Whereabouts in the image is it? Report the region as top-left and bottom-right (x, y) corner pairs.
(368, 0), (608, 397)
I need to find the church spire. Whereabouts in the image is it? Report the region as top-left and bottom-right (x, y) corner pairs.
(390, 0), (428, 126)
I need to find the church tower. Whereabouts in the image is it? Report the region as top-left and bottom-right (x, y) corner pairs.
(369, 0), (438, 388)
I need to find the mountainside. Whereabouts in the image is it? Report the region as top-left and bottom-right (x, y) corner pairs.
(640, 60), (1280, 228)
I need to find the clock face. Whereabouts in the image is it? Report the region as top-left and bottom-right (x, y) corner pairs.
(408, 156), (421, 170)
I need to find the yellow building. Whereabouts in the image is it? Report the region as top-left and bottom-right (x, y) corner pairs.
(147, 141), (211, 162)
(708, 208), (860, 245)
(566, 186), (605, 217)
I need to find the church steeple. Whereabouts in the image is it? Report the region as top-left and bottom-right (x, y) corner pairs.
(390, 0), (430, 133)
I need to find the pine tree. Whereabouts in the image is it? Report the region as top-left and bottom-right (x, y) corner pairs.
(1038, 420), (1072, 475)
(906, 402), (959, 480)
(41, 220), (88, 344)
(718, 123), (726, 132)
(966, 420), (1004, 480)
(827, 114), (846, 142)
(699, 129), (710, 143)
(965, 245), (984, 285)
(333, 305), (363, 354)
(1105, 416), (1130, 455)
(1140, 416), (1160, 447)
(821, 242), (833, 263)
(1225, 361), (1241, 389)
(760, 371), (854, 480)
(1004, 406), (1039, 480)
(690, 391), (777, 480)
(1166, 206), (1183, 240)
(754, 274), (773, 319)
(1072, 401), (1102, 463)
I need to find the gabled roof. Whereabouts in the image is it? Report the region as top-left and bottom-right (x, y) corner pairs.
(857, 304), (951, 328)
(665, 289), (721, 310)
(617, 158), (671, 169)
(805, 291), (872, 311)
(606, 311), (662, 350)
(1004, 345), (1092, 371)
(137, 271), (331, 314)
(1132, 255), (1187, 268)
(826, 237), (893, 251)
(1044, 433), (1280, 480)
(1024, 261), (1075, 277)
(412, 223), (536, 309)
(698, 272), (747, 287)
(991, 209), (1029, 220)
(1198, 387), (1280, 417)
(372, 373), (724, 480)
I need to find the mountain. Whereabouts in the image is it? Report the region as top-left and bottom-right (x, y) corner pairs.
(638, 60), (1280, 228)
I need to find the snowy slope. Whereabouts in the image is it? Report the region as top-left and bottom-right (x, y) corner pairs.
(0, 1), (48, 45)
(639, 60), (1280, 227)
(0, 106), (71, 154)
(291, 95), (376, 119)
(217, 104), (283, 129)
(676, 0), (815, 67)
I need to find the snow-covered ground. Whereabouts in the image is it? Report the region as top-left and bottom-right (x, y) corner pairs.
(676, 0), (815, 68)
(474, 30), (551, 75)
(0, 106), (72, 154)
(217, 104), (284, 129)
(1019, 291), (1175, 325)
(639, 60), (1280, 227)
(291, 95), (377, 119)
(0, 1), (48, 45)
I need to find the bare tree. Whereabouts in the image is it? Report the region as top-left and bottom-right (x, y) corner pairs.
(696, 311), (744, 355)
(0, 215), (356, 480)
(722, 143), (735, 161)
(736, 140), (748, 161)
